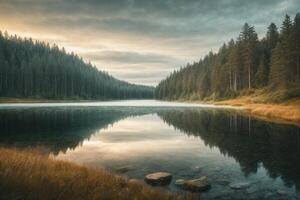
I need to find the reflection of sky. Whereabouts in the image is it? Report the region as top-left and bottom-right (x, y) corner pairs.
(56, 114), (222, 162)
(55, 113), (297, 198)
(1, 0), (299, 85)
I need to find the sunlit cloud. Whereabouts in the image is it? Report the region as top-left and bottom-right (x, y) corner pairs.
(0, 0), (299, 85)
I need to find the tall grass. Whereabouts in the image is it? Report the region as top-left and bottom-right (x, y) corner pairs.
(0, 148), (189, 200)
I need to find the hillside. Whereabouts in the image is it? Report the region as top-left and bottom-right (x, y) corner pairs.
(0, 32), (154, 100)
(155, 14), (300, 103)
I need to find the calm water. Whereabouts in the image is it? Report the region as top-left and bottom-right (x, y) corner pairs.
(0, 100), (299, 200)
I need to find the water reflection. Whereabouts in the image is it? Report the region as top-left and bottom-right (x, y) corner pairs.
(0, 107), (152, 154)
(0, 105), (299, 199)
(158, 109), (300, 191)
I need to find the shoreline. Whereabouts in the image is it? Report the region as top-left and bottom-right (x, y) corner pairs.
(0, 97), (150, 104)
(0, 147), (187, 200)
(0, 97), (95, 103)
(178, 98), (300, 127)
(216, 100), (300, 127)
(1, 97), (299, 127)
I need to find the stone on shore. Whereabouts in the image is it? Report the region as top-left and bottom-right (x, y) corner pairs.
(144, 172), (172, 186)
(176, 176), (211, 192)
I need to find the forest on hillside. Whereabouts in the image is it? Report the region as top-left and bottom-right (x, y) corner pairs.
(0, 32), (154, 100)
(155, 14), (300, 101)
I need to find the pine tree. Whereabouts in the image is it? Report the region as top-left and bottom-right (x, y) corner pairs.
(266, 23), (279, 49)
(155, 14), (299, 101)
(240, 23), (259, 89)
(270, 15), (293, 88)
(255, 54), (268, 87)
(292, 13), (300, 83)
(0, 32), (154, 99)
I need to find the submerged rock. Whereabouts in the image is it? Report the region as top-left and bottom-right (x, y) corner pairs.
(229, 182), (250, 190)
(216, 179), (230, 186)
(277, 189), (287, 195)
(246, 186), (258, 194)
(176, 176), (211, 192)
(175, 179), (186, 186)
(144, 172), (172, 186)
(115, 166), (132, 173)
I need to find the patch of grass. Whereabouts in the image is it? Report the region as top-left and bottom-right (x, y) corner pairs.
(0, 148), (190, 200)
(215, 92), (300, 126)
(177, 88), (300, 126)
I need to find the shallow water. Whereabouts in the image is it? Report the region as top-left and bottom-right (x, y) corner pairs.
(0, 100), (299, 200)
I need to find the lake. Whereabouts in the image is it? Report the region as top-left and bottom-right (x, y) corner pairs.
(0, 100), (299, 200)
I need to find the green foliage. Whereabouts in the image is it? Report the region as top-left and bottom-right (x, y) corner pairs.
(0, 32), (154, 100)
(155, 13), (300, 100)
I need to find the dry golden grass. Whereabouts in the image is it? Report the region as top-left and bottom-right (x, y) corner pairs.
(216, 97), (300, 127)
(0, 148), (190, 200)
(178, 88), (300, 126)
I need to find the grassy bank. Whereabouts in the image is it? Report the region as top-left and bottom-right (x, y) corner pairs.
(179, 89), (300, 127)
(0, 148), (188, 200)
(215, 97), (300, 127)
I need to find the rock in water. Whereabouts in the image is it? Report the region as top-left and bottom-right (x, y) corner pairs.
(175, 179), (186, 186)
(229, 182), (250, 190)
(277, 189), (287, 195)
(176, 176), (211, 192)
(115, 166), (131, 173)
(144, 172), (172, 186)
(216, 179), (230, 185)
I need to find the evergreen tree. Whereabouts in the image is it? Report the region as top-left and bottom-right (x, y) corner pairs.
(239, 23), (259, 89)
(292, 13), (300, 83)
(156, 13), (300, 101)
(269, 15), (293, 88)
(0, 32), (154, 100)
(266, 23), (279, 49)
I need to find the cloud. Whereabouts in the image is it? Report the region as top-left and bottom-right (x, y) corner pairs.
(80, 51), (185, 86)
(82, 50), (181, 64)
(0, 0), (299, 85)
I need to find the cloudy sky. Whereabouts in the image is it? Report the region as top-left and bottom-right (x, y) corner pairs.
(0, 0), (299, 86)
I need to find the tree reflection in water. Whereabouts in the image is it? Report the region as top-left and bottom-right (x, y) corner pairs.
(158, 109), (300, 191)
(0, 107), (152, 154)
(0, 106), (300, 192)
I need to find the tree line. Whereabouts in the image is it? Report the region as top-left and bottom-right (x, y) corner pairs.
(155, 14), (300, 100)
(0, 32), (154, 100)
